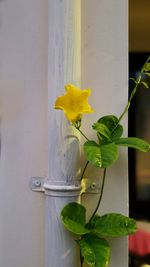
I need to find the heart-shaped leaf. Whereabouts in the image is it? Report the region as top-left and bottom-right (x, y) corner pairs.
(98, 115), (119, 131)
(115, 137), (150, 152)
(90, 213), (137, 237)
(100, 143), (119, 168)
(111, 124), (123, 141)
(84, 141), (119, 168)
(61, 202), (90, 235)
(98, 115), (123, 141)
(78, 234), (110, 267)
(84, 141), (102, 167)
(92, 122), (111, 141)
(78, 238), (95, 266)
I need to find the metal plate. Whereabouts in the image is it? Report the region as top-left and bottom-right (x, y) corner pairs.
(30, 177), (45, 192)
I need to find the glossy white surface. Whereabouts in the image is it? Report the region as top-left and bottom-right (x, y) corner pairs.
(45, 195), (80, 267)
(46, 1), (81, 266)
(81, 1), (128, 267)
(48, 0), (81, 186)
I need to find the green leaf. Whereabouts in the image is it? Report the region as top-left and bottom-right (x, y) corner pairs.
(111, 124), (123, 141)
(115, 137), (150, 152)
(100, 143), (119, 168)
(61, 202), (89, 235)
(84, 141), (119, 168)
(92, 122), (111, 141)
(143, 62), (150, 72)
(140, 81), (149, 89)
(144, 72), (150, 77)
(78, 238), (95, 266)
(98, 115), (123, 140)
(98, 115), (119, 132)
(91, 214), (137, 237)
(129, 77), (137, 84)
(78, 234), (110, 267)
(84, 141), (102, 167)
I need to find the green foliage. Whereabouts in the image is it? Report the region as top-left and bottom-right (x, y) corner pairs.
(61, 203), (137, 238)
(144, 72), (150, 77)
(78, 236), (96, 266)
(129, 77), (137, 84)
(143, 62), (150, 72)
(100, 143), (118, 167)
(84, 141), (119, 168)
(78, 234), (110, 267)
(111, 124), (123, 141)
(84, 115), (150, 168)
(83, 141), (102, 167)
(140, 81), (149, 89)
(115, 137), (150, 152)
(61, 202), (90, 235)
(97, 115), (123, 141)
(90, 214), (137, 237)
(92, 122), (111, 141)
(61, 203), (137, 266)
(58, 56), (150, 267)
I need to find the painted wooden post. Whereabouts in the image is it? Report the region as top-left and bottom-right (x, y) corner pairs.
(44, 1), (81, 266)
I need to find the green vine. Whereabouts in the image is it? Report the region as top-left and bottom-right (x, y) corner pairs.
(89, 168), (107, 224)
(54, 56), (150, 267)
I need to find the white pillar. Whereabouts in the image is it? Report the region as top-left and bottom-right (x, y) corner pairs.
(81, 1), (128, 267)
(44, 1), (81, 266)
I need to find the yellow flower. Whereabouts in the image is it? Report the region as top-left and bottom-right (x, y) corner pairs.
(54, 84), (94, 122)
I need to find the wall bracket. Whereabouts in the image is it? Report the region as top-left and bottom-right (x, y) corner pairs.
(81, 178), (101, 194)
(29, 177), (45, 192)
(30, 177), (101, 194)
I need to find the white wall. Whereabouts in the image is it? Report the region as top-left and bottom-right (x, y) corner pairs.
(0, 0), (128, 267)
(0, 0), (48, 266)
(81, 1), (128, 267)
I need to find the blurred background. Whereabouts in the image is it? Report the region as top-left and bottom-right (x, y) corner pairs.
(129, 0), (150, 266)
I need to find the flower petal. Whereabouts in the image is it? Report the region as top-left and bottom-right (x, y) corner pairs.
(54, 84), (94, 122)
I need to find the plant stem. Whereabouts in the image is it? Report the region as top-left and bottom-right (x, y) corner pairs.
(80, 249), (84, 267)
(118, 55), (150, 124)
(80, 161), (89, 181)
(73, 121), (89, 141)
(77, 128), (89, 141)
(89, 168), (107, 223)
(110, 56), (150, 136)
(118, 81), (139, 124)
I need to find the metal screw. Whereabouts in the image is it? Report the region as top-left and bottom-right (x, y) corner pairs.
(90, 182), (96, 190)
(34, 180), (41, 187)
